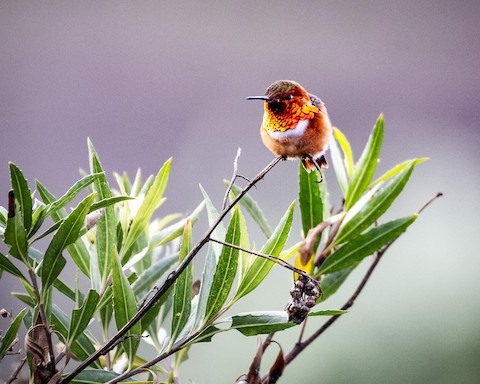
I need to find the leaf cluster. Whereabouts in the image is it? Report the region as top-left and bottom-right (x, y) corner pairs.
(0, 115), (428, 383)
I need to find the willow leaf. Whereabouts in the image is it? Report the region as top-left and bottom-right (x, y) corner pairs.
(88, 139), (117, 290)
(171, 218), (193, 344)
(345, 114), (384, 210)
(335, 162), (415, 245)
(112, 249), (141, 367)
(225, 182), (273, 238)
(0, 308), (26, 359)
(41, 193), (96, 294)
(9, 163), (32, 233)
(234, 201), (295, 301)
(122, 158), (171, 260)
(320, 215), (418, 275)
(204, 208), (241, 322)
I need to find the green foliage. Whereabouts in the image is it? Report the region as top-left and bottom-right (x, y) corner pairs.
(170, 218), (193, 345)
(234, 202), (295, 301)
(345, 114), (384, 209)
(0, 308), (26, 359)
(41, 193), (96, 296)
(112, 248), (141, 367)
(0, 116), (428, 383)
(204, 207), (241, 321)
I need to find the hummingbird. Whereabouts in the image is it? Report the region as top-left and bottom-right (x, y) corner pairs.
(247, 80), (332, 173)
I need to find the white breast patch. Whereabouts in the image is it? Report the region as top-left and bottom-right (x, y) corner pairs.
(268, 119), (309, 140)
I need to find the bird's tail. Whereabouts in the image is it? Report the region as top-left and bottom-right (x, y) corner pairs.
(301, 155), (328, 173)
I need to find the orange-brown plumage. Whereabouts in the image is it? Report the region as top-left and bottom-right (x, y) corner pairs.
(248, 80), (332, 172)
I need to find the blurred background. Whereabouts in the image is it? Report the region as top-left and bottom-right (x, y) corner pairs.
(1, 1), (479, 383)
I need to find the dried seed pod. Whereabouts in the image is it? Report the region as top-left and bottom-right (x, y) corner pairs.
(289, 287), (302, 300)
(294, 279), (305, 290)
(304, 280), (316, 292)
(305, 296), (317, 308)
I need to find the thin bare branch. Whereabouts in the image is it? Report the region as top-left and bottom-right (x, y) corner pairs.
(293, 213), (344, 267)
(27, 269), (56, 376)
(61, 156), (283, 384)
(417, 192), (443, 214)
(261, 192), (443, 382)
(6, 356), (27, 384)
(209, 238), (312, 280)
(223, 147), (242, 210)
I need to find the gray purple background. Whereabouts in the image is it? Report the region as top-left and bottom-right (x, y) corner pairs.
(1, 1), (479, 383)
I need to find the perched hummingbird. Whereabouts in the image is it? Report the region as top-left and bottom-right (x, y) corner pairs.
(247, 80), (332, 172)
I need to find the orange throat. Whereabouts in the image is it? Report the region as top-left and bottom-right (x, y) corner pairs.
(263, 102), (318, 133)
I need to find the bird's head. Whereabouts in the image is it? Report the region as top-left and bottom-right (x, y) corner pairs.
(247, 80), (311, 117)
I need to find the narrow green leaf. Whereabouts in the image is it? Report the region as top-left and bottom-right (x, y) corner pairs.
(41, 193), (96, 294)
(4, 192), (28, 264)
(88, 195), (134, 213)
(298, 163), (323, 250)
(113, 171), (131, 196)
(334, 162), (415, 245)
(204, 208), (241, 322)
(280, 242), (302, 260)
(131, 169), (144, 196)
(193, 244), (217, 330)
(226, 182), (273, 238)
(318, 267), (354, 300)
(0, 251), (27, 281)
(329, 130), (349, 195)
(99, 305), (113, 340)
(30, 219), (62, 244)
(194, 325), (222, 343)
(230, 311), (294, 336)
(200, 185), (226, 258)
(112, 248), (141, 367)
(234, 202), (295, 301)
(29, 204), (47, 238)
(237, 206), (251, 281)
(88, 139), (117, 290)
(0, 308), (26, 359)
(9, 163), (32, 232)
(36, 181), (90, 277)
(12, 292), (35, 307)
(45, 173), (103, 216)
(371, 158), (428, 187)
(69, 370), (120, 384)
(195, 311), (296, 342)
(0, 206), (7, 227)
(345, 114), (384, 209)
(320, 215), (418, 275)
(131, 254), (178, 297)
(121, 158), (171, 260)
(171, 218), (193, 344)
(144, 287), (174, 337)
(51, 304), (101, 367)
(68, 289), (100, 343)
(308, 309), (348, 316)
(149, 201), (205, 247)
(333, 127), (354, 177)
(53, 278), (79, 302)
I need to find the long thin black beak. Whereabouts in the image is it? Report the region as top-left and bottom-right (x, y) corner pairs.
(246, 96), (273, 101)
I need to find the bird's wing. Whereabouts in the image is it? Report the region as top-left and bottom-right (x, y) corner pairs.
(308, 93), (324, 109)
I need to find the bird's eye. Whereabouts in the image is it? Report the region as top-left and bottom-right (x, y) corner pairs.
(286, 95), (293, 100)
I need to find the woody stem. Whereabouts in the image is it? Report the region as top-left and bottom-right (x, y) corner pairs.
(61, 156), (283, 384)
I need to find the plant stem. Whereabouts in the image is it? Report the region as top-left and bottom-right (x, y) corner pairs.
(261, 192), (443, 383)
(208, 238), (313, 279)
(6, 356), (26, 384)
(61, 156), (282, 384)
(28, 269), (56, 376)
